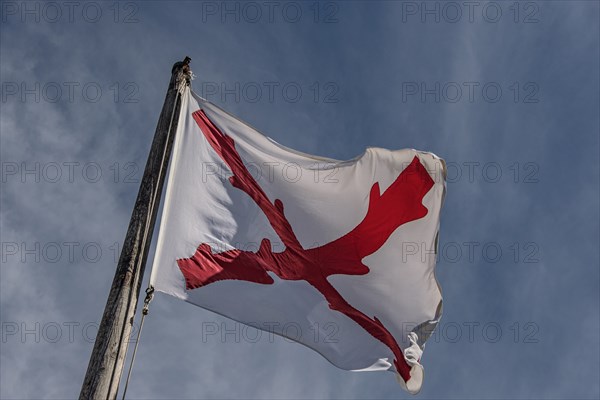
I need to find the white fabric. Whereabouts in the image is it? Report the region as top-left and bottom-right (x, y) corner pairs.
(150, 88), (446, 394)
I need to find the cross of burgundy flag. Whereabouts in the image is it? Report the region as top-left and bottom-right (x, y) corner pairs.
(150, 88), (446, 394)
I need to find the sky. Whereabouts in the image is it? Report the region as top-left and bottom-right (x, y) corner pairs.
(0, 1), (599, 399)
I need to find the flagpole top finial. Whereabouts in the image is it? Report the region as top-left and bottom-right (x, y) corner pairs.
(171, 56), (193, 90)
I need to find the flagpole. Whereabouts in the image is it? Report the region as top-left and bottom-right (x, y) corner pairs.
(80, 57), (191, 400)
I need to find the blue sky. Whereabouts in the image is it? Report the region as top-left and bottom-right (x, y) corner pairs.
(1, 1), (598, 398)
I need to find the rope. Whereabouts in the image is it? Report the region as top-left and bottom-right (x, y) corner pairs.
(121, 287), (154, 399)
(110, 70), (190, 399)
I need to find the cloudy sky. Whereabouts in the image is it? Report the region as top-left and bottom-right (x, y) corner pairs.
(1, 1), (598, 399)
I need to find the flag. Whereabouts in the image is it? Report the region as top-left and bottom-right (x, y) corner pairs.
(150, 87), (446, 394)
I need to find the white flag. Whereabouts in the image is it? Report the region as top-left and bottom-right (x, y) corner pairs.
(150, 88), (446, 394)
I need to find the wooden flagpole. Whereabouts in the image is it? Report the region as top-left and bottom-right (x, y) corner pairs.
(80, 57), (191, 400)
